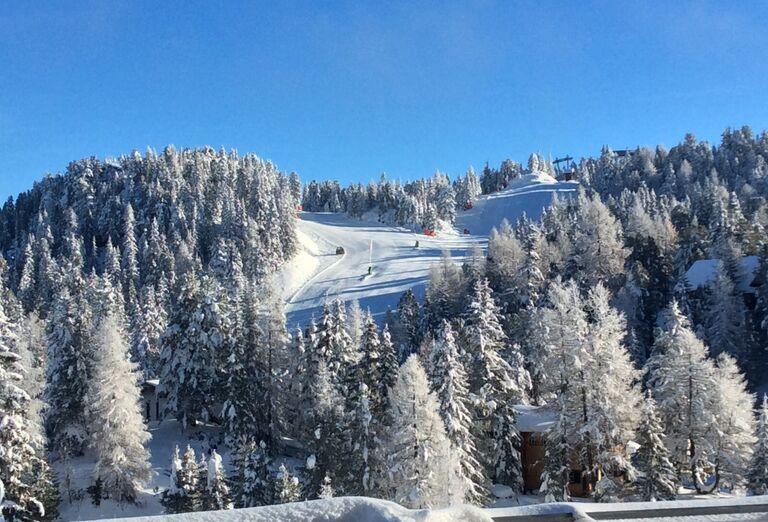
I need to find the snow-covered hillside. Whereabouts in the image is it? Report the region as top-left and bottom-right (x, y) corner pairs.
(456, 172), (578, 236)
(284, 172), (577, 326)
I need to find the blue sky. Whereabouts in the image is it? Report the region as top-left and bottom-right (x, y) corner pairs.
(1, 1), (767, 200)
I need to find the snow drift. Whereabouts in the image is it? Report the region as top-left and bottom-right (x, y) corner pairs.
(97, 497), (492, 522)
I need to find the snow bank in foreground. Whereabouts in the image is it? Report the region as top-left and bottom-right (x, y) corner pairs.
(98, 497), (492, 522)
(487, 494), (768, 520)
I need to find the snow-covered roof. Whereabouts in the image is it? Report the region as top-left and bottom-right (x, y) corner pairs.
(514, 404), (557, 433)
(143, 379), (160, 388)
(684, 256), (759, 294)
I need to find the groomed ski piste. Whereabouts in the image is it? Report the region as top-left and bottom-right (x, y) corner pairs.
(282, 172), (578, 328)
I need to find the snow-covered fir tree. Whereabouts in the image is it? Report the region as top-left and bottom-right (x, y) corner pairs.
(45, 280), (92, 456)
(258, 283), (291, 449)
(161, 446), (200, 514)
(0, 288), (47, 515)
(275, 464), (301, 504)
(645, 301), (718, 492)
(393, 289), (421, 360)
(378, 323), (399, 415)
(88, 312), (153, 503)
(201, 449), (232, 511)
(285, 326), (306, 437)
(635, 392), (678, 501)
(131, 285), (166, 377)
(569, 189), (628, 291)
(579, 283), (641, 484)
(383, 355), (463, 509)
(346, 381), (377, 496)
(462, 278), (527, 487)
(232, 440), (273, 508)
(159, 274), (230, 427)
(748, 395), (768, 495)
(429, 320), (488, 504)
(303, 359), (346, 498)
(355, 311), (385, 412)
(710, 353), (755, 489)
(319, 474), (335, 500)
(540, 396), (571, 503)
(704, 263), (748, 364)
(222, 282), (263, 448)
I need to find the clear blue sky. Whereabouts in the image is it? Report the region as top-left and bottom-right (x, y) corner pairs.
(1, 1), (767, 200)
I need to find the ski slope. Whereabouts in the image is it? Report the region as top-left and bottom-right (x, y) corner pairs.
(456, 172), (579, 236)
(283, 172), (577, 327)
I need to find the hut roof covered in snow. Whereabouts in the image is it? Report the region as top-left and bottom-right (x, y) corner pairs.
(684, 255), (760, 294)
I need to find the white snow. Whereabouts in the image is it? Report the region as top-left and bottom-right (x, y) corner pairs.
(456, 172), (578, 237)
(513, 404), (557, 433)
(95, 497), (492, 522)
(684, 256), (759, 294)
(490, 484), (515, 499)
(488, 495), (768, 521)
(284, 173), (577, 326)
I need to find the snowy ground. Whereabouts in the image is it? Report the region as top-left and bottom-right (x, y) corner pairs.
(283, 172), (577, 328)
(58, 421), (210, 520)
(58, 421), (300, 521)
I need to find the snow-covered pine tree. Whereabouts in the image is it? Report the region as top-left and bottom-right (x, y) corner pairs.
(259, 282), (291, 450)
(486, 220), (524, 303)
(0, 289), (44, 514)
(299, 318), (322, 434)
(121, 203), (140, 304)
(161, 446), (200, 514)
(346, 381), (378, 496)
(88, 312), (153, 503)
(131, 285), (166, 377)
(325, 299), (357, 394)
(710, 353), (755, 490)
(429, 320), (488, 504)
(275, 464), (301, 504)
(378, 323), (399, 416)
(645, 301), (718, 492)
(161, 447), (185, 513)
(635, 391), (678, 501)
(45, 281), (92, 456)
(462, 278), (527, 487)
(383, 355), (462, 509)
(285, 326), (306, 437)
(159, 274), (229, 427)
(232, 440), (273, 508)
(347, 299), (364, 350)
(17, 238), (36, 314)
(356, 311), (382, 409)
(222, 283), (263, 448)
(540, 396), (571, 503)
(424, 252), (464, 331)
(569, 189), (628, 291)
(201, 449), (232, 511)
(704, 263), (748, 364)
(580, 283), (641, 484)
(303, 359), (346, 498)
(394, 289), (420, 361)
(319, 474), (334, 499)
(748, 395), (768, 495)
